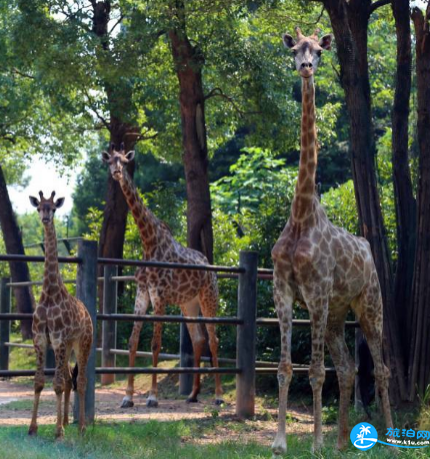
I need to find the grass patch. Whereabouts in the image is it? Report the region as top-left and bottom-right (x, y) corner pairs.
(0, 421), (271, 459)
(1, 418), (430, 459)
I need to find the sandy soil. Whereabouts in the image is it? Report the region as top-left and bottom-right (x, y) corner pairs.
(0, 378), (334, 446)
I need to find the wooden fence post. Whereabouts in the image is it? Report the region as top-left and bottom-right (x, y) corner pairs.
(236, 251), (258, 418)
(101, 265), (117, 385)
(0, 278), (11, 371)
(74, 240), (97, 424)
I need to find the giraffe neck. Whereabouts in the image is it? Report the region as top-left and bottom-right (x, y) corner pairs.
(42, 222), (63, 294)
(119, 170), (161, 252)
(291, 76), (318, 224)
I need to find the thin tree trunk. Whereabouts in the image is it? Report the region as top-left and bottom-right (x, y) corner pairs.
(0, 164), (34, 339)
(323, 0), (406, 402)
(391, 0), (416, 359)
(408, 5), (430, 400)
(169, 5), (214, 264)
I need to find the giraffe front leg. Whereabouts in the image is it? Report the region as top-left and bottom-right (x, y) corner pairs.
(63, 345), (73, 427)
(271, 274), (294, 457)
(308, 302), (328, 453)
(122, 284), (149, 408)
(29, 333), (47, 436)
(147, 297), (165, 408)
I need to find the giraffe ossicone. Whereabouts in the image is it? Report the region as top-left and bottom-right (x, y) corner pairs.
(102, 144), (223, 408)
(28, 191), (93, 439)
(271, 28), (392, 456)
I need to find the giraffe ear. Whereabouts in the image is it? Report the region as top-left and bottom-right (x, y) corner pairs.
(102, 151), (110, 163)
(319, 34), (333, 50)
(55, 197), (65, 209)
(29, 196), (40, 208)
(125, 150), (135, 162)
(283, 33), (296, 49)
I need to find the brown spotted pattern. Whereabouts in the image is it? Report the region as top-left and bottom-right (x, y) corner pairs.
(102, 146), (222, 408)
(28, 192), (93, 439)
(271, 29), (393, 456)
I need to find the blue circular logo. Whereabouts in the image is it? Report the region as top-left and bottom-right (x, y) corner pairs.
(350, 422), (378, 450)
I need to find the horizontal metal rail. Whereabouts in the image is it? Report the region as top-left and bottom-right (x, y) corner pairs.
(97, 314), (243, 325)
(256, 318), (360, 328)
(0, 313), (359, 328)
(0, 313), (242, 325)
(0, 367), (339, 378)
(0, 254), (82, 264)
(7, 279), (76, 288)
(256, 367), (336, 374)
(0, 367), (241, 377)
(98, 257), (245, 274)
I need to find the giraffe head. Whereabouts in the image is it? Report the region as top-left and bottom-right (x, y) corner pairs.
(29, 191), (65, 225)
(283, 27), (332, 79)
(102, 142), (135, 181)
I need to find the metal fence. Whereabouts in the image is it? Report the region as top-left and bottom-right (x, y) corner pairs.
(0, 242), (359, 422)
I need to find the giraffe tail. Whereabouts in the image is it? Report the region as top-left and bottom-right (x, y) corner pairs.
(72, 363), (79, 391)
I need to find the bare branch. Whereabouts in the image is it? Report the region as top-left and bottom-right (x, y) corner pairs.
(82, 88), (111, 131)
(204, 87), (261, 117)
(109, 13), (124, 35)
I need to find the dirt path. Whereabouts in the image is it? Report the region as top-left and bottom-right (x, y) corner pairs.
(0, 378), (334, 446)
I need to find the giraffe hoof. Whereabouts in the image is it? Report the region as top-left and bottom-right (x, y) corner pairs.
(186, 397), (199, 403)
(214, 398), (224, 406)
(120, 399), (134, 409)
(146, 396), (158, 408)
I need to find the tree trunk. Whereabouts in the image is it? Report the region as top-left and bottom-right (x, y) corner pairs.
(169, 27), (214, 264)
(0, 164), (34, 339)
(91, 2), (140, 308)
(391, 0), (416, 358)
(408, 5), (430, 400)
(323, 0), (406, 401)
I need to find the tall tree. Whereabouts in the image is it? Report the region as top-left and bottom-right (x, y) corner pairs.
(408, 3), (430, 399)
(391, 0), (416, 357)
(168, 0), (213, 263)
(321, 0), (406, 401)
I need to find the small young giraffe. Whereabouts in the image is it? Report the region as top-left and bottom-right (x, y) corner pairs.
(271, 28), (393, 455)
(102, 144), (223, 408)
(28, 191), (93, 438)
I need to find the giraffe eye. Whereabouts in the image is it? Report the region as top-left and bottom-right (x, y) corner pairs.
(292, 50), (298, 56)
(317, 50), (322, 57)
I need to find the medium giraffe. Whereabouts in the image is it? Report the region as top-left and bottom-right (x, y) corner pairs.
(28, 191), (93, 438)
(102, 144), (223, 408)
(271, 28), (393, 455)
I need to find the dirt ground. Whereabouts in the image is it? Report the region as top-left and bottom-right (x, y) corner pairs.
(0, 376), (335, 446)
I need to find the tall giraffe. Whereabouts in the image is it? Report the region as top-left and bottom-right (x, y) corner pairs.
(28, 192), (93, 438)
(271, 28), (393, 455)
(102, 144), (223, 408)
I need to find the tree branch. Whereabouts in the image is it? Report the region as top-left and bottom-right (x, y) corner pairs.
(369, 0), (392, 15)
(82, 88), (111, 131)
(204, 87), (261, 117)
(109, 13), (124, 35)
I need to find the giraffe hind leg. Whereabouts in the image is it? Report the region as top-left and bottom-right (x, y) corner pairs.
(199, 285), (223, 405)
(355, 293), (393, 431)
(122, 286), (149, 408)
(181, 295), (205, 404)
(325, 313), (355, 450)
